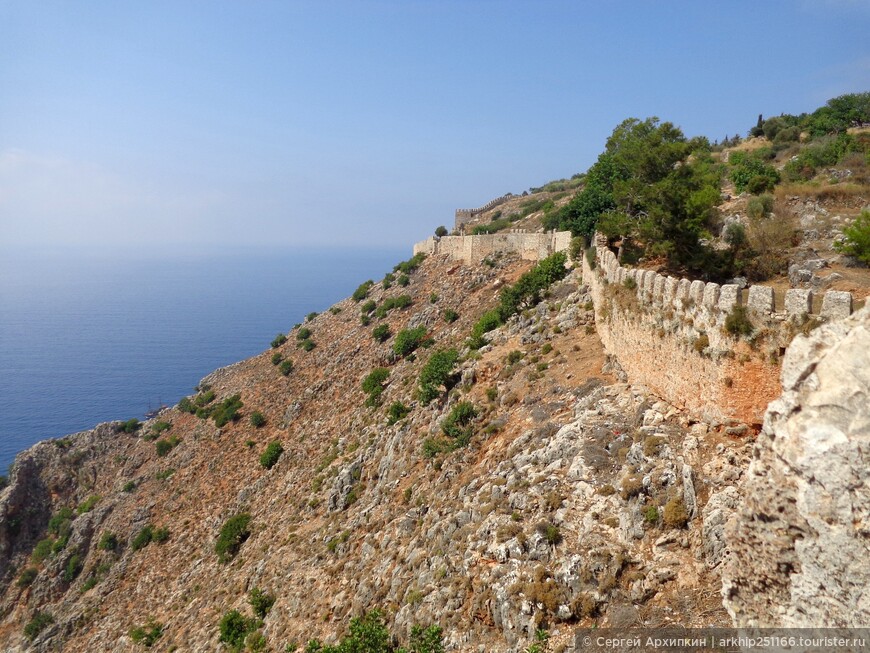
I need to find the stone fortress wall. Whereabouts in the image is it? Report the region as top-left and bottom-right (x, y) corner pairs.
(413, 230), (572, 263)
(454, 193), (514, 230)
(582, 234), (856, 424)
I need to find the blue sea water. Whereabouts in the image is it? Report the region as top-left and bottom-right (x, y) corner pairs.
(0, 245), (406, 474)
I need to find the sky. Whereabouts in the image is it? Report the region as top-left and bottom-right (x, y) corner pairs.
(1, 0), (869, 250)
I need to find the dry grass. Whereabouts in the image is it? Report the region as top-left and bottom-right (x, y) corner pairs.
(774, 182), (869, 203)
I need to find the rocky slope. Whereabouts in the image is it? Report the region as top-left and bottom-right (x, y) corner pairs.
(0, 253), (759, 652)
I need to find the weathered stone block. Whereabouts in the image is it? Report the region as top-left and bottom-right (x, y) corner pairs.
(675, 279), (692, 309)
(663, 277), (678, 307)
(784, 289), (813, 316)
(747, 285), (774, 315)
(718, 285), (741, 312)
(642, 270), (656, 294)
(702, 283), (720, 308)
(820, 290), (852, 320)
(653, 274), (666, 305)
(689, 280), (706, 306)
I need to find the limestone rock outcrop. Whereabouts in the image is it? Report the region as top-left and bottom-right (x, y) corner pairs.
(722, 304), (870, 626)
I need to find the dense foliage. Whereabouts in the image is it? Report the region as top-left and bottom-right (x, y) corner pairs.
(362, 368), (390, 406)
(215, 513), (252, 563)
(417, 349), (459, 405)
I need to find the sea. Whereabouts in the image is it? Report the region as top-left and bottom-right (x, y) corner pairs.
(0, 245), (406, 475)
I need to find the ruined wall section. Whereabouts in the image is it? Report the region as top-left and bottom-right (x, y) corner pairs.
(454, 193), (514, 230)
(413, 230), (571, 263)
(582, 237), (855, 424)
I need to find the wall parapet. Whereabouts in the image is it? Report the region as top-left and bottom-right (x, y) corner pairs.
(582, 235), (857, 424)
(413, 230), (571, 263)
(454, 193), (514, 229)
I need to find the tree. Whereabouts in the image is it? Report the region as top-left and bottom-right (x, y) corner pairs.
(834, 209), (870, 265)
(434, 226), (448, 237)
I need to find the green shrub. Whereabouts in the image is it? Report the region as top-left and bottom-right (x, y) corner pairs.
(372, 324), (392, 343)
(643, 505), (660, 524)
(131, 525), (154, 551)
(360, 314), (371, 326)
(152, 527), (170, 543)
(362, 368), (390, 407)
(177, 396), (195, 413)
(155, 435), (180, 457)
(435, 226), (448, 237)
(535, 521), (562, 545)
(76, 494), (100, 514)
(152, 421), (171, 435)
(746, 194), (774, 220)
(306, 312), (318, 322)
(352, 280), (374, 302)
(249, 587), (276, 619)
(260, 441), (284, 469)
(382, 272), (395, 289)
(270, 352), (283, 365)
(296, 327), (312, 340)
(155, 468), (175, 481)
(32, 538), (53, 563)
(442, 308), (458, 323)
(129, 618), (163, 647)
(397, 274), (410, 287)
(623, 277), (637, 290)
(250, 411), (266, 428)
(279, 359), (294, 376)
(393, 326), (428, 357)
(418, 349), (459, 405)
(441, 402), (477, 439)
(24, 611), (54, 641)
(299, 338), (316, 352)
(270, 333), (287, 348)
(725, 305), (754, 337)
(63, 552), (83, 582)
(48, 507), (74, 535)
(360, 300), (376, 315)
(387, 401), (410, 425)
(394, 253), (426, 274)
(123, 480), (136, 492)
(17, 567), (37, 587)
(211, 394), (244, 427)
(375, 294), (412, 318)
(834, 209), (870, 265)
(98, 532), (118, 551)
(216, 513), (251, 563)
(218, 609), (257, 650)
(729, 151), (780, 193)
(121, 418), (141, 434)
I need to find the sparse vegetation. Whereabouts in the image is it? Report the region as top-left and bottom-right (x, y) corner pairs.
(249, 587), (276, 619)
(387, 401), (410, 425)
(260, 441), (284, 469)
(219, 609), (259, 651)
(375, 294), (412, 318)
(834, 209), (870, 265)
(725, 305), (754, 337)
(362, 368), (390, 407)
(250, 411), (266, 428)
(280, 359), (294, 376)
(216, 513), (252, 563)
(442, 308), (458, 323)
(418, 349), (459, 404)
(372, 324), (392, 343)
(394, 253), (426, 274)
(271, 333), (287, 348)
(24, 611), (54, 641)
(393, 326), (429, 357)
(129, 619), (164, 647)
(353, 280), (375, 301)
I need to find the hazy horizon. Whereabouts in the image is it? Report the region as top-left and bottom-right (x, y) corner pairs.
(2, 1), (869, 251)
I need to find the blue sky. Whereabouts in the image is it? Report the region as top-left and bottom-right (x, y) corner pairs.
(1, 0), (868, 250)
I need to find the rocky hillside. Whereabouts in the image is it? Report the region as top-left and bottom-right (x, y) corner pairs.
(0, 251), (774, 652)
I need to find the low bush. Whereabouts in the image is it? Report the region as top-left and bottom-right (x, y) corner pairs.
(834, 209), (870, 265)
(394, 253), (426, 274)
(76, 495), (100, 514)
(129, 618), (163, 647)
(382, 272), (395, 289)
(260, 441), (284, 469)
(418, 349), (459, 405)
(725, 306), (754, 337)
(535, 521), (562, 545)
(279, 359), (294, 376)
(270, 333), (287, 348)
(352, 280), (374, 302)
(393, 326), (428, 357)
(270, 352), (283, 365)
(216, 513), (251, 563)
(299, 338), (316, 352)
(24, 611), (54, 641)
(121, 419), (140, 434)
(442, 308), (458, 323)
(306, 312), (318, 322)
(663, 497), (690, 528)
(435, 225), (448, 237)
(98, 532), (118, 551)
(211, 394), (244, 427)
(63, 552), (83, 582)
(250, 411), (266, 428)
(375, 294), (412, 318)
(362, 368), (390, 407)
(441, 402), (477, 439)
(360, 299), (376, 315)
(249, 587), (276, 619)
(218, 609), (258, 650)
(387, 401), (410, 425)
(155, 435), (181, 457)
(397, 274), (410, 287)
(372, 324), (391, 343)
(17, 567), (37, 587)
(296, 327), (312, 340)
(131, 525), (154, 551)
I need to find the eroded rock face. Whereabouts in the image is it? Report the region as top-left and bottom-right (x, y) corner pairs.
(722, 305), (870, 627)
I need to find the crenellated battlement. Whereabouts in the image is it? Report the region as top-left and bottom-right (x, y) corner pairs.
(454, 193), (514, 229)
(413, 229), (571, 263)
(582, 234), (858, 424)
